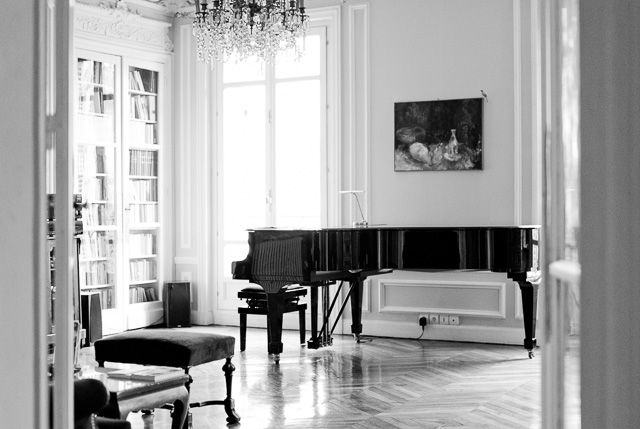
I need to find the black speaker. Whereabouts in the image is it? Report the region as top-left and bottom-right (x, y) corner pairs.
(81, 292), (102, 347)
(164, 282), (191, 328)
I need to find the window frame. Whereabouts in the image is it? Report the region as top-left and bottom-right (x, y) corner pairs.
(212, 7), (340, 324)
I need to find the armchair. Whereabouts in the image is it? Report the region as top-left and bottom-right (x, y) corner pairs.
(51, 378), (131, 429)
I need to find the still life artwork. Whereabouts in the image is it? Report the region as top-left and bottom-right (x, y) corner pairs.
(394, 98), (483, 171)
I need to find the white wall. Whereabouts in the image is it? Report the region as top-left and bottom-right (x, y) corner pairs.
(368, 0), (518, 226)
(580, 0), (640, 426)
(171, 17), (218, 326)
(172, 0), (541, 346)
(338, 0), (539, 344)
(0, 2), (48, 427)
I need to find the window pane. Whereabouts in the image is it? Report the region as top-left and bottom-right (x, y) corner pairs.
(223, 53), (265, 83)
(274, 80), (321, 228)
(223, 85), (267, 240)
(275, 34), (321, 79)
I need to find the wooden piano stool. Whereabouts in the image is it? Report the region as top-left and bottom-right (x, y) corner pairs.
(238, 285), (307, 352)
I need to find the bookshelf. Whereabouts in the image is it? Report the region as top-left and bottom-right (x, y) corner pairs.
(126, 66), (160, 309)
(74, 49), (168, 333)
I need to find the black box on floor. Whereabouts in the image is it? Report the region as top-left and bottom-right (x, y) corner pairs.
(164, 281), (191, 328)
(81, 292), (103, 347)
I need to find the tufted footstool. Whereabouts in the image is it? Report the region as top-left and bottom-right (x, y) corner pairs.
(94, 329), (240, 427)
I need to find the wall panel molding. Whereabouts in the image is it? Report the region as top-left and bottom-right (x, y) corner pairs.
(378, 279), (507, 319)
(177, 24), (193, 251)
(346, 3), (370, 223)
(513, 1), (523, 224)
(173, 257), (197, 265)
(357, 319), (524, 346)
(515, 286), (524, 319)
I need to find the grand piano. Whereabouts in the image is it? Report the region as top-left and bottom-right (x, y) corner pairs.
(232, 225), (541, 362)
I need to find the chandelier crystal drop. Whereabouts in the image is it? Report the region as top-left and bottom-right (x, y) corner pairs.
(192, 0), (309, 65)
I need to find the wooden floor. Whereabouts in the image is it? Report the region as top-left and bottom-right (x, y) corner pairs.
(79, 325), (543, 429)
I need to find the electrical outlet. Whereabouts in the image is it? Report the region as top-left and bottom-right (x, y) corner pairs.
(418, 316), (427, 326)
(449, 315), (460, 326)
(440, 314), (450, 325)
(429, 314), (439, 324)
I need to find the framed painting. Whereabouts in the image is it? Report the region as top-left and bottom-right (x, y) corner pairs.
(394, 98), (483, 171)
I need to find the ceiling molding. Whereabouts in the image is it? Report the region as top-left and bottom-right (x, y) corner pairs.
(129, 0), (195, 17)
(76, 1), (174, 52)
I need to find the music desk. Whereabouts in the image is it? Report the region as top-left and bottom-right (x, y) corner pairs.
(78, 366), (190, 429)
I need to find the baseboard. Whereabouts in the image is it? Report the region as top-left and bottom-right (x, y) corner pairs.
(211, 310), (525, 346)
(191, 310), (215, 326)
(351, 319), (525, 346)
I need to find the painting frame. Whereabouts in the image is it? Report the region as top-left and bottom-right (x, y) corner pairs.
(394, 98), (483, 171)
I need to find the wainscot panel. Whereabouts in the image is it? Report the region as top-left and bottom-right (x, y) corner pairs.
(378, 279), (507, 318)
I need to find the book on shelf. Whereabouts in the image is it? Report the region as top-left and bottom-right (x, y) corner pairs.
(134, 70), (145, 92)
(129, 70), (145, 92)
(145, 287), (157, 301)
(142, 70), (157, 93)
(129, 285), (157, 303)
(107, 366), (184, 382)
(129, 232), (156, 254)
(93, 61), (102, 84)
(103, 93), (115, 116)
(78, 59), (102, 84)
(80, 287), (113, 310)
(129, 204), (158, 223)
(93, 87), (104, 114)
(130, 94), (153, 121)
(148, 96), (157, 122)
(129, 122), (157, 145)
(129, 150), (158, 176)
(78, 59), (93, 83)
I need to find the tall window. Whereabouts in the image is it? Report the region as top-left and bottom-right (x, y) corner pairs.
(218, 26), (331, 279)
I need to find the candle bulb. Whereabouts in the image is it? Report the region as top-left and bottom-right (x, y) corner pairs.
(300, 0), (304, 8)
(195, 0), (200, 14)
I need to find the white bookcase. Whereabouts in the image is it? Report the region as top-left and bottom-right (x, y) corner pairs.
(73, 5), (173, 334)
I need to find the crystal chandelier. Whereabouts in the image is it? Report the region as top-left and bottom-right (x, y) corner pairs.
(192, 0), (309, 64)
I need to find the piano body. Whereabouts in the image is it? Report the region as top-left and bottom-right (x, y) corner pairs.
(232, 225), (541, 361)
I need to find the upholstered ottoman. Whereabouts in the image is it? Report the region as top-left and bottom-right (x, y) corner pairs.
(94, 329), (240, 426)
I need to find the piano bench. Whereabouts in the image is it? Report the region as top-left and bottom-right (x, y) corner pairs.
(93, 328), (240, 425)
(237, 285), (307, 352)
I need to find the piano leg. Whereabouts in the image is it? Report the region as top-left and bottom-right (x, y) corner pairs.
(266, 293), (285, 363)
(307, 287), (321, 349)
(518, 280), (540, 358)
(322, 284), (332, 346)
(350, 278), (364, 343)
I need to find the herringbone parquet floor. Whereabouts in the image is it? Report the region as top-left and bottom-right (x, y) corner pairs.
(79, 325), (544, 429)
